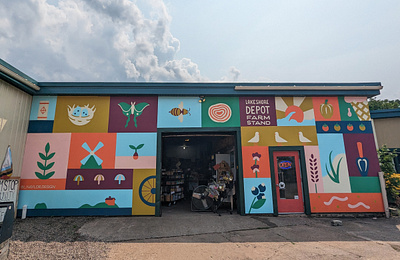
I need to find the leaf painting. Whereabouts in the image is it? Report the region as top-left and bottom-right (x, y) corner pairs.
(325, 151), (343, 184)
(35, 142), (56, 180)
(118, 102), (150, 128)
(309, 153), (319, 193)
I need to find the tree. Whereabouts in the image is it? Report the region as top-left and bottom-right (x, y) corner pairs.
(377, 145), (400, 204)
(368, 98), (400, 111)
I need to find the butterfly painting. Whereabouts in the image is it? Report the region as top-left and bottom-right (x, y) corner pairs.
(118, 102), (150, 128)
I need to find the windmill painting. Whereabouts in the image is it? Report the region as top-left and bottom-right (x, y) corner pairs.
(80, 142), (104, 169)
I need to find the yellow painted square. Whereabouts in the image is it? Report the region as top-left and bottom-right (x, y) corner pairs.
(132, 169), (156, 215)
(53, 96), (110, 133)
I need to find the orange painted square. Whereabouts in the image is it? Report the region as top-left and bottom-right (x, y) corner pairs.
(242, 146), (270, 178)
(20, 179), (66, 190)
(312, 97), (341, 121)
(310, 193), (384, 213)
(68, 133), (116, 169)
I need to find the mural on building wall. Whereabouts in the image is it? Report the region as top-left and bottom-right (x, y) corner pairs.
(275, 97), (315, 126)
(53, 96), (110, 133)
(19, 94), (383, 216)
(239, 97), (277, 127)
(108, 96), (157, 132)
(201, 97), (240, 127)
(157, 97), (201, 128)
(115, 133), (157, 169)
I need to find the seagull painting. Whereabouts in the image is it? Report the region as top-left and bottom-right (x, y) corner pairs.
(274, 132), (287, 143)
(248, 132), (260, 144)
(298, 131), (312, 143)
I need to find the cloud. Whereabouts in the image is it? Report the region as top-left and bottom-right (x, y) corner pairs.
(219, 66), (241, 82)
(0, 0), (205, 82)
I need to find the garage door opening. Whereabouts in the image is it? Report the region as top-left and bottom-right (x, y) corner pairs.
(161, 132), (238, 215)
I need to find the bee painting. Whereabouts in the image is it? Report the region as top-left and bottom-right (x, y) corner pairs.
(169, 102), (191, 122)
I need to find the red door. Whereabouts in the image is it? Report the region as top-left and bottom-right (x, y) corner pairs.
(273, 151), (304, 213)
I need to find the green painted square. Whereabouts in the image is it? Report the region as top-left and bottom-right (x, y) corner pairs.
(338, 96), (360, 121)
(349, 177), (381, 193)
(201, 97), (240, 127)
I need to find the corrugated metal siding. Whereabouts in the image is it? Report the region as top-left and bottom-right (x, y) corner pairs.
(0, 79), (32, 177)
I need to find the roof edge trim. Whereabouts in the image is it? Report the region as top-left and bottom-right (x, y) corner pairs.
(0, 63), (40, 91)
(235, 85), (383, 91)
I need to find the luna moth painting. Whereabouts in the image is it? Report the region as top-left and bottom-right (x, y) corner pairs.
(118, 101), (150, 128)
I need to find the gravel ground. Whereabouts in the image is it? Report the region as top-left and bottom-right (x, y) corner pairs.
(8, 217), (109, 259)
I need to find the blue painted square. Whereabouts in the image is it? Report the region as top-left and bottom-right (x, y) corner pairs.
(116, 133), (157, 156)
(30, 96), (57, 120)
(28, 120), (54, 133)
(157, 97), (201, 128)
(244, 178), (274, 214)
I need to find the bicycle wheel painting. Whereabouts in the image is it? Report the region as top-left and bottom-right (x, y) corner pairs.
(132, 169), (156, 215)
(139, 175), (156, 206)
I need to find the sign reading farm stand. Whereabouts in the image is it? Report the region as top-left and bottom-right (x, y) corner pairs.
(239, 97), (277, 126)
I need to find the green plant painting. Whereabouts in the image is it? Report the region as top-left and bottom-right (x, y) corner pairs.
(35, 142), (56, 180)
(325, 151), (343, 184)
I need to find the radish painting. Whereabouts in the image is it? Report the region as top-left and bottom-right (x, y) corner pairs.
(129, 144), (144, 160)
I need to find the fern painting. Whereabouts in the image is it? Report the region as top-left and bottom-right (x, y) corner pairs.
(35, 142), (56, 180)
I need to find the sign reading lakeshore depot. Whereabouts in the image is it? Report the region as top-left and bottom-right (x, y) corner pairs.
(239, 97), (277, 126)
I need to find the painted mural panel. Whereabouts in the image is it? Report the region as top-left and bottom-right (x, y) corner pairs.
(132, 169), (156, 215)
(304, 146), (324, 193)
(349, 177), (381, 193)
(241, 126), (318, 147)
(20, 133), (71, 190)
(244, 178), (274, 214)
(108, 96), (158, 133)
(28, 96), (57, 133)
(275, 97), (315, 126)
(338, 97), (370, 121)
(30, 96), (58, 121)
(53, 96), (110, 133)
(242, 146), (270, 178)
(157, 97), (201, 128)
(65, 169), (133, 190)
(239, 97), (277, 126)
(115, 133), (157, 169)
(312, 97), (341, 121)
(316, 121), (372, 134)
(68, 133), (116, 169)
(343, 133), (380, 177)
(310, 193), (384, 213)
(317, 134), (351, 193)
(201, 97), (240, 127)
(18, 190), (132, 209)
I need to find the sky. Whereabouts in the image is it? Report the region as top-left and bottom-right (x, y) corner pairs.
(0, 0), (399, 99)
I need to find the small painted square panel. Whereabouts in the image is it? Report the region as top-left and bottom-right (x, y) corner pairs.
(157, 96), (201, 128)
(201, 97), (240, 127)
(243, 178), (274, 214)
(239, 97), (277, 126)
(108, 96), (158, 132)
(53, 96), (110, 133)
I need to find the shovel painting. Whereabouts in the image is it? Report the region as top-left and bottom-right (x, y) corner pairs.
(356, 142), (369, 176)
(118, 102), (150, 128)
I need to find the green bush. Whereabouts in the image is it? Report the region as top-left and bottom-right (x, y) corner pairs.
(377, 145), (400, 205)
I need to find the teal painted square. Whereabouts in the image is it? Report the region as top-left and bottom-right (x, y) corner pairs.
(30, 96), (58, 120)
(157, 97), (201, 128)
(244, 178), (274, 214)
(116, 133), (157, 156)
(349, 177), (381, 193)
(201, 97), (240, 127)
(18, 190), (133, 209)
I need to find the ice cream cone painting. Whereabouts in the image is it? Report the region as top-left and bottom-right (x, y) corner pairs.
(275, 97), (315, 126)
